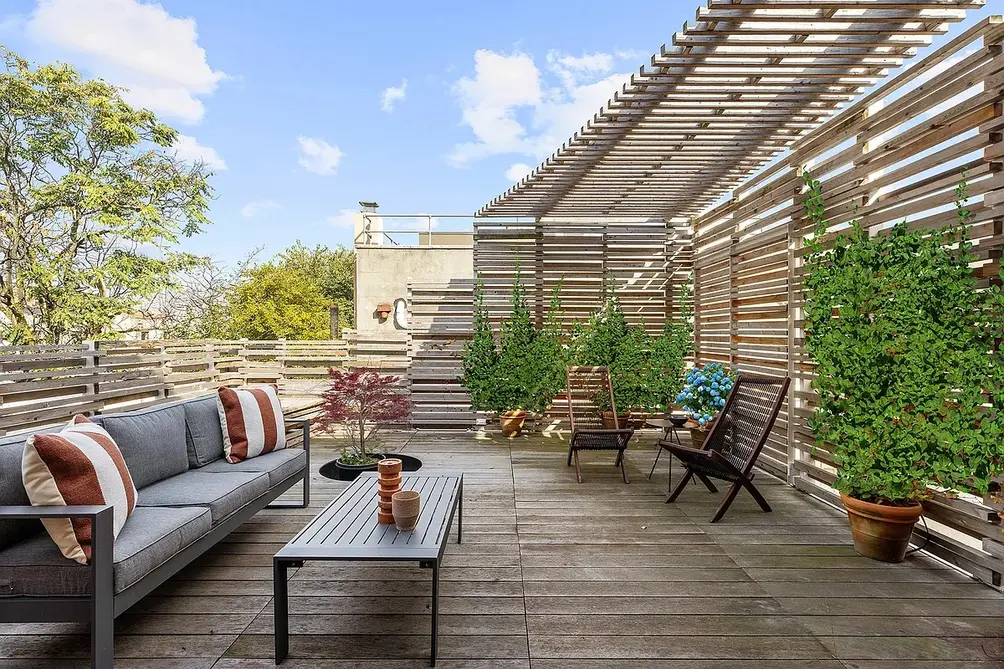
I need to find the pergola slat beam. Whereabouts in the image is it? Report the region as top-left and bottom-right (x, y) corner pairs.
(478, 0), (979, 219)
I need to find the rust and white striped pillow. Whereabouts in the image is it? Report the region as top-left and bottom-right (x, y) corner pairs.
(217, 385), (286, 463)
(22, 416), (138, 564)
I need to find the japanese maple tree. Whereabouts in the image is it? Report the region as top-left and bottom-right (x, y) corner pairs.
(317, 367), (411, 462)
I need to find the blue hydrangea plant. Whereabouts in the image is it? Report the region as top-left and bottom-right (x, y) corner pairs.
(675, 362), (736, 430)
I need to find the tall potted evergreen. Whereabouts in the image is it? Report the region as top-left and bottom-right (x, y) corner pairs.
(802, 173), (1004, 562)
(460, 272), (566, 437)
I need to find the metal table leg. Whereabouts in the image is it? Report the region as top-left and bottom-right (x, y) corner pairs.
(430, 560), (440, 666)
(274, 558), (289, 664)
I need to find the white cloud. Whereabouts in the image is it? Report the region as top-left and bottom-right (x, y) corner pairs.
(297, 136), (344, 176)
(381, 79), (408, 112)
(327, 209), (357, 228)
(26, 0), (225, 124)
(173, 134), (226, 170)
(448, 49), (632, 167)
(505, 163), (533, 182)
(241, 199), (279, 218)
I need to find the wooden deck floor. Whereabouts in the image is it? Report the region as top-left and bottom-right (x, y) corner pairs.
(3, 430), (1004, 668)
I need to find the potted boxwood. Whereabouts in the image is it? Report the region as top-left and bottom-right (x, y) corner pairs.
(316, 367), (412, 480)
(460, 272), (566, 437)
(802, 173), (1004, 562)
(676, 362), (735, 448)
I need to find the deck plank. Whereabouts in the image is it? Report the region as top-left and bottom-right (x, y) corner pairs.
(0, 430), (1002, 669)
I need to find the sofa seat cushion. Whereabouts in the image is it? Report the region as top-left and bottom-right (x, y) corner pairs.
(136, 471), (269, 524)
(197, 448), (305, 488)
(0, 506), (211, 597)
(91, 403), (189, 488)
(0, 433), (42, 552)
(182, 395), (225, 468)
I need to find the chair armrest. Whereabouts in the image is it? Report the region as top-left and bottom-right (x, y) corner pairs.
(0, 505), (113, 520)
(661, 443), (709, 458)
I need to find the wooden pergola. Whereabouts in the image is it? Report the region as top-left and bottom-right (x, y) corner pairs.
(478, 0), (983, 219)
(472, 3), (1004, 590)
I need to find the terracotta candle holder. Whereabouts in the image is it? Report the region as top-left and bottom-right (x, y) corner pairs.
(376, 458), (403, 524)
(391, 490), (421, 531)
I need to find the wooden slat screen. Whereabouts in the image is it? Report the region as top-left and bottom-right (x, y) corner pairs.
(691, 18), (1004, 587)
(407, 280), (477, 430)
(473, 218), (678, 333)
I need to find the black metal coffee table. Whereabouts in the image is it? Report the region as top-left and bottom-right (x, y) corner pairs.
(273, 470), (463, 666)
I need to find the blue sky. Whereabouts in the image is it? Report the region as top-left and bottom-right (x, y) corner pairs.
(0, 0), (990, 263)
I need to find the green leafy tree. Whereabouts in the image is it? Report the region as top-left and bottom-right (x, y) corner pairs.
(154, 250), (261, 340)
(803, 172), (1004, 504)
(227, 264), (330, 340)
(0, 49), (212, 343)
(277, 242), (354, 328)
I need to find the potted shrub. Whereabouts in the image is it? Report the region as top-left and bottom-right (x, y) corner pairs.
(316, 367), (412, 480)
(802, 173), (1004, 562)
(676, 362), (735, 448)
(574, 284), (694, 426)
(460, 273), (566, 437)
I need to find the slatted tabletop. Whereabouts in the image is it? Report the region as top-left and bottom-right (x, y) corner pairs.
(275, 470), (463, 562)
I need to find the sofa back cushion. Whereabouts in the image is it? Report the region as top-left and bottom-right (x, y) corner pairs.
(0, 433), (41, 552)
(92, 403), (188, 488)
(183, 395), (225, 467)
(22, 416), (138, 564)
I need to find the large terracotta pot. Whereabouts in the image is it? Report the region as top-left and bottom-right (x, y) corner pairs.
(601, 410), (630, 429)
(840, 493), (923, 563)
(685, 418), (714, 449)
(500, 410), (527, 437)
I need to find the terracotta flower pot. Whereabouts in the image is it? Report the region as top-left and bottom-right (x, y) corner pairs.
(378, 474), (402, 489)
(392, 490), (421, 531)
(841, 493), (923, 563)
(378, 458), (402, 475)
(685, 418), (714, 449)
(601, 410), (630, 429)
(500, 410), (527, 437)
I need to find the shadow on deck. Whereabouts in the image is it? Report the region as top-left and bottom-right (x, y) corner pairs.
(2, 430), (1003, 668)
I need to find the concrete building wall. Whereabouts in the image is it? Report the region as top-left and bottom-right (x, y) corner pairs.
(354, 246), (474, 333)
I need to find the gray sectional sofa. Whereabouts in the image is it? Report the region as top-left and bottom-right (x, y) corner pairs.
(0, 393), (311, 669)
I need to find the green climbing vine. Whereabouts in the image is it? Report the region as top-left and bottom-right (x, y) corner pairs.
(801, 171), (1004, 504)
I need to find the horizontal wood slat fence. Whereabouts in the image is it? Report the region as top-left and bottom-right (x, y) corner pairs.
(691, 18), (1004, 589)
(0, 338), (352, 436)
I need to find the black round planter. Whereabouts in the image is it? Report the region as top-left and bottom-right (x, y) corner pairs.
(319, 453), (423, 482)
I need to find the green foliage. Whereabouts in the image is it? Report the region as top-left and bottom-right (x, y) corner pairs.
(802, 172), (1004, 505)
(460, 269), (567, 415)
(0, 48), (212, 343)
(461, 280), (504, 413)
(226, 264), (330, 340)
(277, 242), (354, 328)
(573, 284), (693, 412)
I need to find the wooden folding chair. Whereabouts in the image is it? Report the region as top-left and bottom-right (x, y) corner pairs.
(664, 373), (790, 522)
(565, 366), (634, 483)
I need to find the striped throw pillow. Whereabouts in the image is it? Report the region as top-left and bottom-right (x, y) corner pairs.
(217, 385), (286, 463)
(22, 416), (138, 565)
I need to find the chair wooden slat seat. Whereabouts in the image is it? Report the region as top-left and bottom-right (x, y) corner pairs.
(565, 366), (634, 484)
(663, 373), (790, 522)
